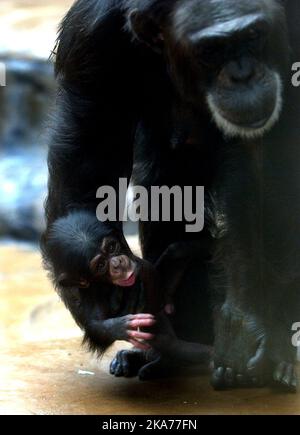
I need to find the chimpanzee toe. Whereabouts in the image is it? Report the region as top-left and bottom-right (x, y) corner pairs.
(211, 367), (227, 390)
(273, 362), (298, 392)
(110, 350), (131, 377)
(109, 357), (118, 375)
(211, 364), (267, 390)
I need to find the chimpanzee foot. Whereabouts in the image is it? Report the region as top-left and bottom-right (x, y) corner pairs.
(213, 317), (299, 392)
(212, 339), (268, 389)
(273, 362), (298, 392)
(211, 355), (267, 391)
(267, 327), (299, 392)
(138, 356), (173, 381)
(211, 305), (267, 390)
(110, 349), (148, 378)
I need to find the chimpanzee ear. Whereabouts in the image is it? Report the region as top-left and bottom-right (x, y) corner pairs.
(128, 9), (164, 53)
(57, 273), (90, 289)
(57, 273), (71, 287)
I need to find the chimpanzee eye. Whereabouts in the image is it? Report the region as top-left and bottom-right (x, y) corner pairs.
(197, 41), (226, 67)
(107, 240), (118, 254)
(90, 253), (107, 276)
(248, 28), (260, 40)
(246, 24), (267, 53)
(97, 258), (107, 273)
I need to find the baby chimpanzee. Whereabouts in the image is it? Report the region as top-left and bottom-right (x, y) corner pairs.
(42, 210), (212, 378)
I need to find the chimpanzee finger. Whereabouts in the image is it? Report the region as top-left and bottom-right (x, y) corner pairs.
(114, 361), (124, 377)
(109, 357), (118, 375)
(129, 339), (151, 351)
(246, 338), (266, 373)
(129, 318), (156, 329)
(128, 330), (155, 340)
(111, 351), (125, 377)
(130, 314), (155, 319)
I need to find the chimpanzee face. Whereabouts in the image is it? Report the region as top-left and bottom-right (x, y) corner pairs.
(129, 0), (289, 140)
(89, 236), (138, 287)
(57, 235), (138, 289)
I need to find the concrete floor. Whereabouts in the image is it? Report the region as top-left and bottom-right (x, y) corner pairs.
(1, 244), (300, 415)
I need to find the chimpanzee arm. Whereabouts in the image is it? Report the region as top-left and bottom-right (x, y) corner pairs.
(149, 313), (212, 366)
(44, 1), (141, 227)
(154, 239), (213, 312)
(136, 240), (213, 316)
(59, 287), (114, 351)
(60, 286), (156, 353)
(167, 340), (213, 365)
(155, 239), (212, 271)
(137, 259), (163, 314)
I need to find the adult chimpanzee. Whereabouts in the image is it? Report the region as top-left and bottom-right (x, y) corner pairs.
(42, 0), (300, 390)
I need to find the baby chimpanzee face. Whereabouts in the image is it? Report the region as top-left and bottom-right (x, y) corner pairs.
(89, 236), (138, 287)
(55, 234), (139, 290)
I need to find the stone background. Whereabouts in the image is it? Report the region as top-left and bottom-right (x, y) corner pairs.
(0, 1), (73, 241)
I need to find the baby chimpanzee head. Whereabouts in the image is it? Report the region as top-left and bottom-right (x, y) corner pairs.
(44, 211), (138, 289)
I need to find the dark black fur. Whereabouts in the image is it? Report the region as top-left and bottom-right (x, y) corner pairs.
(42, 212), (122, 354)
(42, 0), (300, 389)
(42, 211), (162, 356)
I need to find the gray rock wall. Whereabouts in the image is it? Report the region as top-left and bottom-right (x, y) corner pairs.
(0, 58), (55, 240)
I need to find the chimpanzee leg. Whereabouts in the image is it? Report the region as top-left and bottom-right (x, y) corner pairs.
(138, 355), (176, 381)
(265, 278), (299, 392)
(109, 348), (168, 380)
(213, 144), (300, 391)
(211, 146), (270, 390)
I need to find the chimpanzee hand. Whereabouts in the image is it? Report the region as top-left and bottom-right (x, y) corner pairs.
(110, 314), (179, 381)
(147, 312), (178, 354)
(103, 314), (156, 350)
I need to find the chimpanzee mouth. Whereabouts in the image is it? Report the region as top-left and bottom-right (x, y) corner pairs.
(233, 115), (271, 130)
(116, 271), (137, 287)
(207, 73), (283, 140)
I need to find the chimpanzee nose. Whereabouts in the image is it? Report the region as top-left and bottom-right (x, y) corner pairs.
(111, 257), (121, 270)
(227, 58), (255, 83)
